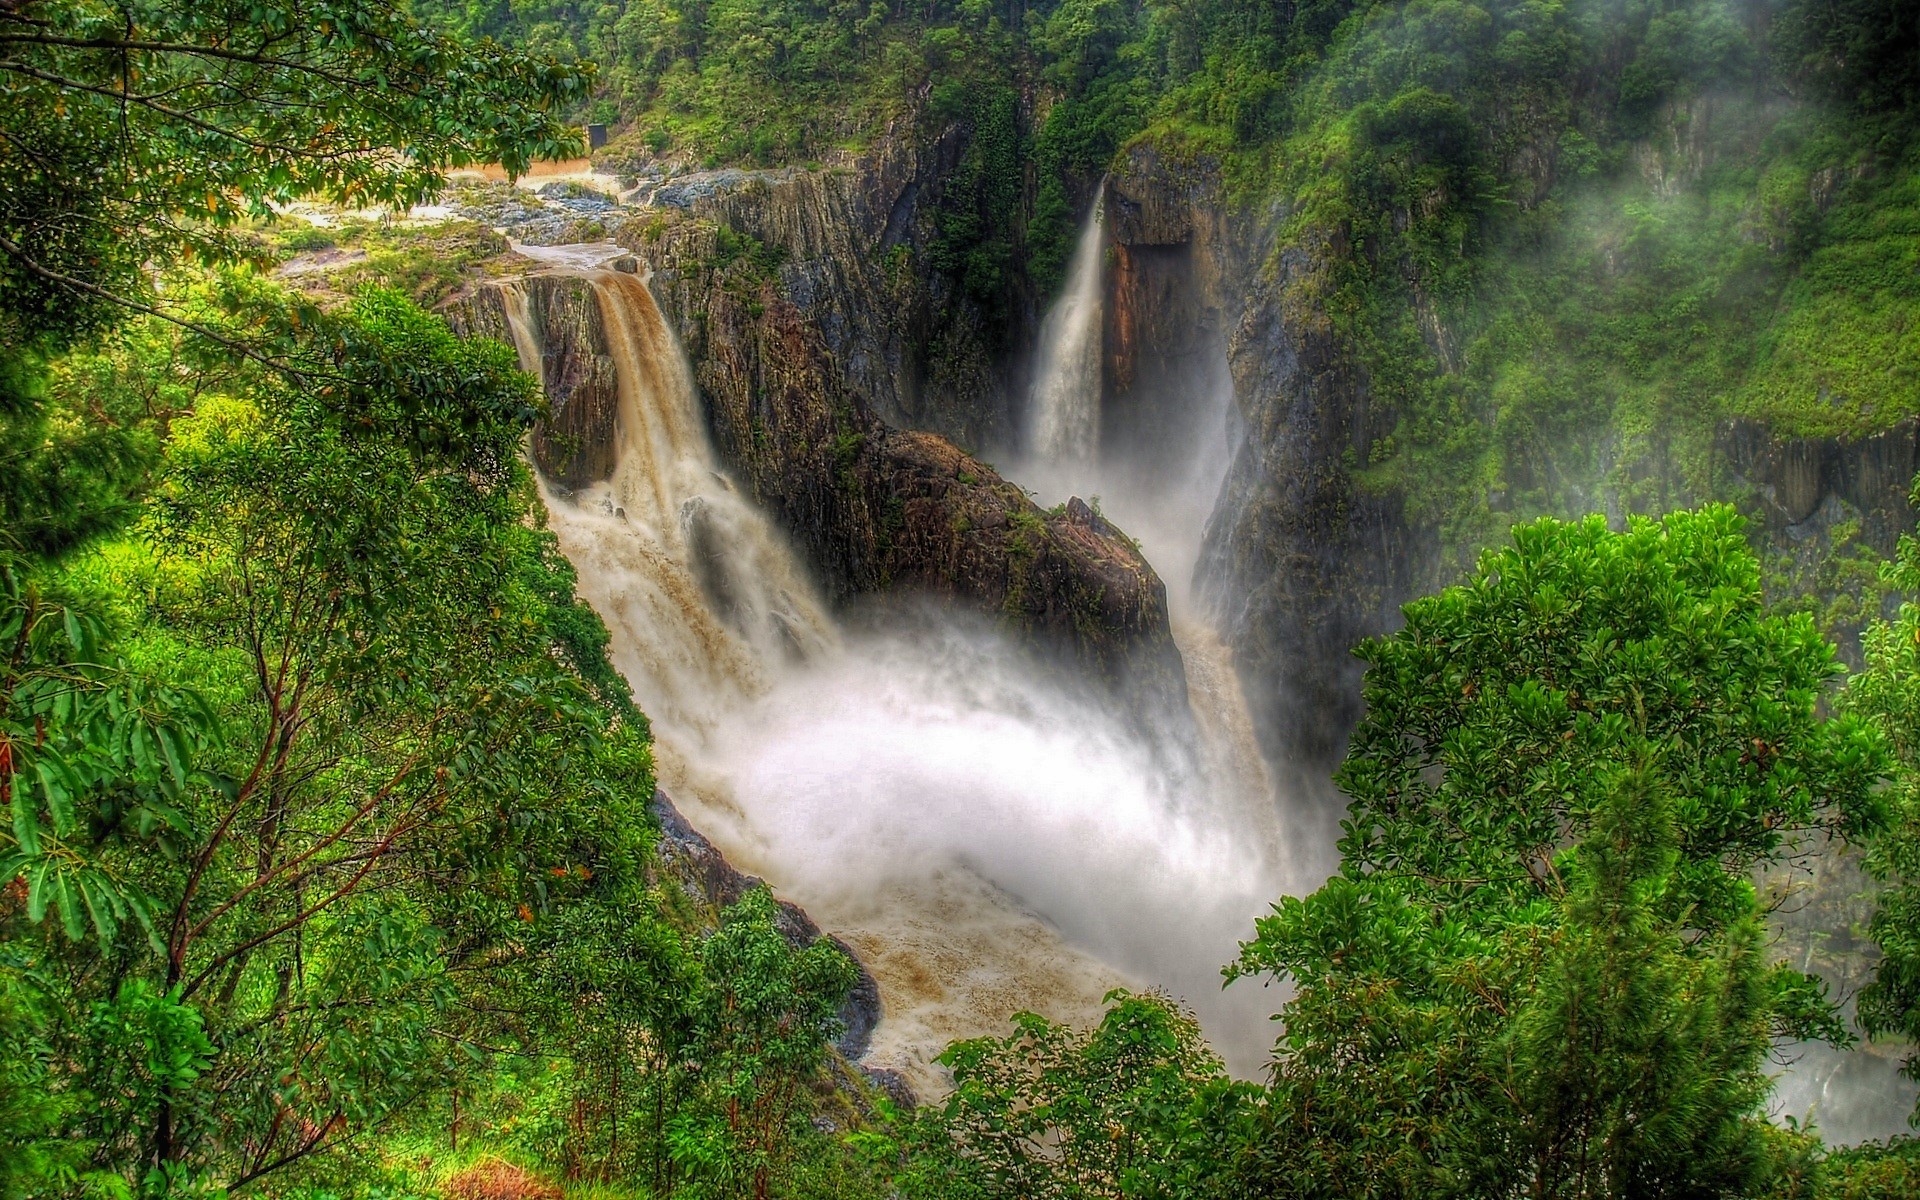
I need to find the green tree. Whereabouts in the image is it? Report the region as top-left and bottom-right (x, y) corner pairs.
(1845, 480), (1920, 1121)
(893, 991), (1253, 1200)
(0, 0), (589, 354)
(3, 287), (655, 1189)
(1230, 507), (1886, 1198)
(670, 887), (858, 1200)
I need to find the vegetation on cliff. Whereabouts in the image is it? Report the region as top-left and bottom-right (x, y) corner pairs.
(411, 0), (1920, 560)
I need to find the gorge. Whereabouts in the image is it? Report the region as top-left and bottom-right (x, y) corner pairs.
(18, 0), (1920, 1190)
(464, 237), (1300, 1089)
(446, 142), (1918, 1131)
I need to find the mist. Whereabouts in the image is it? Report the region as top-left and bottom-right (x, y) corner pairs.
(682, 608), (1304, 1080)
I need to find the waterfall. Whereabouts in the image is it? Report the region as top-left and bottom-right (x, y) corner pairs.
(1028, 189), (1107, 460)
(500, 270), (834, 741)
(497, 281), (543, 378)
(1014, 187), (1274, 842)
(499, 261), (1304, 1094)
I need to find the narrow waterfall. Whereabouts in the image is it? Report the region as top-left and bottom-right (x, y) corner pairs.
(496, 280), (542, 378)
(1015, 188), (1278, 871)
(500, 263), (1302, 1094)
(1028, 190), (1107, 460)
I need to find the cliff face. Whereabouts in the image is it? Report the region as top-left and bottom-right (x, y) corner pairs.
(634, 125), (1015, 450)
(1102, 151), (1235, 482)
(448, 272), (622, 488)
(1106, 143), (1920, 775)
(1098, 147), (1417, 771)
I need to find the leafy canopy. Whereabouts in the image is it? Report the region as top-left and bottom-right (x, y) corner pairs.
(0, 0), (591, 353)
(1229, 507), (1887, 1198)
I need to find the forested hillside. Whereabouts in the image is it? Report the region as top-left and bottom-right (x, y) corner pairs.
(8, 0), (1920, 1197)
(417, 0), (1920, 647)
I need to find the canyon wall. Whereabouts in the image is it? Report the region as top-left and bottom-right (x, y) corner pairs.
(1101, 143), (1920, 776)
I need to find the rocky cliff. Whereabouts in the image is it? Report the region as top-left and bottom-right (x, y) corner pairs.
(623, 124), (1016, 450)
(1102, 142), (1920, 776)
(1100, 147), (1421, 772)
(453, 161), (1182, 702)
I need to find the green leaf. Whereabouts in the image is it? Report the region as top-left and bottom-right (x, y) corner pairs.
(35, 760), (73, 835)
(12, 788), (41, 857)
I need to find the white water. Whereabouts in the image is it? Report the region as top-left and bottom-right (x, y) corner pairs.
(500, 262), (1306, 1093)
(1027, 187), (1108, 461)
(510, 270), (833, 738)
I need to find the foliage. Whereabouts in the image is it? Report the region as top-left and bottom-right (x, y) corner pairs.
(1227, 508), (1885, 1197)
(887, 991), (1255, 1200)
(0, 961), (86, 1199)
(0, 0), (590, 357)
(1844, 482), (1920, 1118)
(0, 282), (661, 1190)
(446, 885), (858, 1200)
(1820, 1137), (1920, 1199)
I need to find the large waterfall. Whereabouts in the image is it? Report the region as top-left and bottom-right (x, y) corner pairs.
(1027, 188), (1107, 460)
(499, 259), (1299, 1093)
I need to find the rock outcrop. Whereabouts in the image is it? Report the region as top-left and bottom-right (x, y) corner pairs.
(626, 205), (1178, 682)
(1717, 417), (1920, 547)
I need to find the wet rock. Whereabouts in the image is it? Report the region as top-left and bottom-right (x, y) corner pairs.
(446, 275), (622, 488)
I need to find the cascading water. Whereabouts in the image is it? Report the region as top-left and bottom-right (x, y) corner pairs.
(511, 269), (834, 739)
(1027, 186), (1108, 461)
(499, 257), (1304, 1094)
(1016, 191), (1311, 1051)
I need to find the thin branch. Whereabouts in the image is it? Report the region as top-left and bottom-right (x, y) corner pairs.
(227, 1109), (343, 1192)
(182, 804), (430, 999)
(0, 232), (346, 384)
(0, 32), (443, 98)
(0, 59), (293, 152)
(186, 751), (424, 942)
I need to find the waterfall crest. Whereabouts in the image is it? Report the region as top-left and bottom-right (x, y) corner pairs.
(1028, 190), (1107, 460)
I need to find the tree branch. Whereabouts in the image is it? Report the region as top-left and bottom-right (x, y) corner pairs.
(0, 232), (347, 385)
